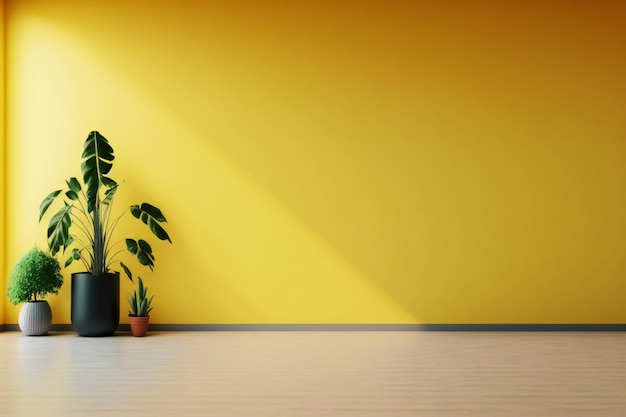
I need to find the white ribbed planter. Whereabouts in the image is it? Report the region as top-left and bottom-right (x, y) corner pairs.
(18, 301), (53, 336)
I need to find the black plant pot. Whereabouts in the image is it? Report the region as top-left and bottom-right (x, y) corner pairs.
(71, 272), (120, 337)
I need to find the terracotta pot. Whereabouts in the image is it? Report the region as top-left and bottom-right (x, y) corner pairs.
(129, 316), (150, 337)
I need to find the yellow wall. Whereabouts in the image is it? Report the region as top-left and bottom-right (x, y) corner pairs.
(4, 0), (626, 325)
(0, 0), (5, 325)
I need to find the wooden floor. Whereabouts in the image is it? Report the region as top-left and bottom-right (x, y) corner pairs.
(0, 331), (624, 416)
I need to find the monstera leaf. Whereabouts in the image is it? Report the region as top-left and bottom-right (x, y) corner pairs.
(130, 203), (172, 243)
(64, 177), (82, 201)
(81, 131), (114, 212)
(47, 204), (73, 256)
(39, 190), (62, 222)
(126, 239), (156, 270)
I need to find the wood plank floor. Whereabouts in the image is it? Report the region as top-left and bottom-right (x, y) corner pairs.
(0, 331), (625, 416)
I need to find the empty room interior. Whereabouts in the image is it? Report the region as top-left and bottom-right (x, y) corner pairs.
(1, 0), (625, 416)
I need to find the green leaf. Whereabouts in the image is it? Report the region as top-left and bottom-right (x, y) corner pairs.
(137, 251), (150, 268)
(66, 177), (82, 193)
(140, 203), (167, 222)
(39, 190), (62, 222)
(102, 184), (118, 206)
(64, 247), (81, 268)
(138, 240), (153, 258)
(47, 204), (73, 256)
(126, 239), (138, 254)
(101, 176), (117, 187)
(129, 203), (172, 243)
(81, 131), (114, 212)
(120, 262), (133, 282)
(128, 294), (138, 316)
(135, 240), (155, 270)
(65, 190), (79, 201)
(127, 239), (155, 270)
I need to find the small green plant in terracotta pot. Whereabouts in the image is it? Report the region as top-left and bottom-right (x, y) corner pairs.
(127, 276), (153, 337)
(7, 247), (64, 336)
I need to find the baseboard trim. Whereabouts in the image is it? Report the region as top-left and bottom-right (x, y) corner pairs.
(3, 323), (625, 332)
(145, 324), (626, 331)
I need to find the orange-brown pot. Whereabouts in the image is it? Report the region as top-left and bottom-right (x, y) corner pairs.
(129, 316), (150, 337)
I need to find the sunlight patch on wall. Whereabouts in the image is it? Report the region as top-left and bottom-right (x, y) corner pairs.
(5, 10), (416, 324)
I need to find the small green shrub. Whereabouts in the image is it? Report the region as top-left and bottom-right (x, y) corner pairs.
(7, 247), (64, 305)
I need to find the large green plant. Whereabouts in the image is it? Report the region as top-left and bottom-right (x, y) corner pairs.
(39, 131), (172, 283)
(7, 247), (64, 304)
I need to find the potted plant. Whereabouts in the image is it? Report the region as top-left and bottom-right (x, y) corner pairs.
(39, 131), (172, 336)
(7, 247), (64, 336)
(127, 276), (154, 337)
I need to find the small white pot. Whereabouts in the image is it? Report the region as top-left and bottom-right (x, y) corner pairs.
(18, 301), (52, 336)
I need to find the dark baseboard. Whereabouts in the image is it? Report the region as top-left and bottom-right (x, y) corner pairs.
(2, 323), (625, 332)
(145, 324), (626, 331)
(0, 324), (626, 332)
(5, 324), (626, 332)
